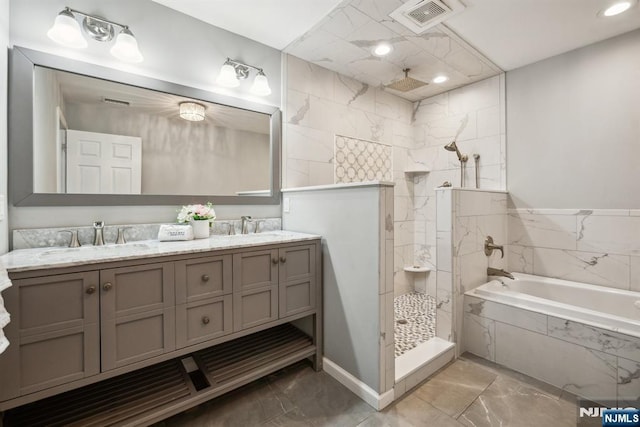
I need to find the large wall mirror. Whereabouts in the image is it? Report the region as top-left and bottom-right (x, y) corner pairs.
(9, 47), (281, 206)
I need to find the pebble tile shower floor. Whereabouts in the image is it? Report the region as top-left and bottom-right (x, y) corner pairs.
(394, 292), (436, 357)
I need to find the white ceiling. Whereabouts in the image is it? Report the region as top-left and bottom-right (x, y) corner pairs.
(154, 0), (640, 99)
(151, 0), (344, 50)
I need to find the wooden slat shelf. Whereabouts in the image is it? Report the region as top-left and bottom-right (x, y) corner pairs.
(3, 324), (315, 427)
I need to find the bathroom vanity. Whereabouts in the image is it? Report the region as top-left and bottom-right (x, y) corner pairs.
(0, 231), (321, 426)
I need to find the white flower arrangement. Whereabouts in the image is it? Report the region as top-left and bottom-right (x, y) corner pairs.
(177, 202), (216, 224)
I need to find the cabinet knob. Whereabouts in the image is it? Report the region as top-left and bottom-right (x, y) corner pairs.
(280, 256), (286, 263)
(272, 258), (278, 265)
(201, 274), (210, 282)
(103, 282), (113, 291)
(86, 285), (96, 295)
(202, 316), (210, 325)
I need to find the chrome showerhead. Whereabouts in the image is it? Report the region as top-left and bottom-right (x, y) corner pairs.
(444, 141), (468, 162)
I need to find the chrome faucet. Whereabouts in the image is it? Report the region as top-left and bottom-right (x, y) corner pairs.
(93, 221), (105, 246)
(241, 216), (253, 234)
(487, 267), (514, 280)
(484, 236), (504, 258)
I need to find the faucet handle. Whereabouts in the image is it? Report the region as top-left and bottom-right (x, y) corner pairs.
(227, 223), (236, 235)
(116, 227), (131, 244)
(59, 230), (81, 248)
(93, 221), (104, 229)
(255, 220), (265, 234)
(484, 236), (504, 258)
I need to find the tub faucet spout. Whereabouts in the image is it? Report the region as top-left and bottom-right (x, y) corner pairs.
(487, 267), (514, 280)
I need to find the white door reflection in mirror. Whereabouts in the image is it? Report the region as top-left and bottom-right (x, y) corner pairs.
(66, 130), (142, 194)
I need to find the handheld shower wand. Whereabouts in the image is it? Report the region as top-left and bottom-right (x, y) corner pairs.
(444, 141), (468, 187)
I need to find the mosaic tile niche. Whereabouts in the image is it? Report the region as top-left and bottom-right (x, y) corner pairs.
(334, 135), (392, 184)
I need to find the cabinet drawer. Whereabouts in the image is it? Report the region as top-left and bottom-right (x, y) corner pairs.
(176, 255), (232, 304)
(176, 296), (232, 348)
(279, 279), (316, 318)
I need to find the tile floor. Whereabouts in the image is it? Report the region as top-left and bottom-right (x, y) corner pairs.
(394, 292), (436, 357)
(156, 353), (586, 427)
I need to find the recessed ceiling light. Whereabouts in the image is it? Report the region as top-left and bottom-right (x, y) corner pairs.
(432, 75), (449, 84)
(372, 43), (393, 57)
(602, 1), (634, 16)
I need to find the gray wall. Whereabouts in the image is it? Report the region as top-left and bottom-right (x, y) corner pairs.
(283, 186), (382, 392)
(507, 29), (640, 209)
(7, 0), (281, 233)
(0, 0), (8, 253)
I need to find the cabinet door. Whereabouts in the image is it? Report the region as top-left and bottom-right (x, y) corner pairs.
(100, 263), (175, 371)
(278, 245), (317, 318)
(0, 271), (100, 400)
(175, 254), (232, 304)
(232, 249), (278, 331)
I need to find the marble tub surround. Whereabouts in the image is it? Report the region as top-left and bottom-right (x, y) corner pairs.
(11, 218), (282, 250)
(1, 230), (317, 273)
(463, 292), (640, 404)
(507, 208), (640, 291)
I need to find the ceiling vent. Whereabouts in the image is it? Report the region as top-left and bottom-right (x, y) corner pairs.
(389, 0), (465, 34)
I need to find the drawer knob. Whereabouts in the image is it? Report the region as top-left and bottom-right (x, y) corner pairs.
(202, 316), (210, 325)
(201, 274), (210, 282)
(280, 256), (286, 263)
(103, 282), (113, 291)
(272, 258), (278, 265)
(86, 285), (96, 295)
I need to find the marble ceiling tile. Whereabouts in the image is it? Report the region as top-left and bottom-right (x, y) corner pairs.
(350, 0), (405, 22)
(323, 5), (371, 39)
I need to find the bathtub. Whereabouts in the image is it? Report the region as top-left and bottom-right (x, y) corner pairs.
(463, 273), (640, 405)
(470, 272), (640, 338)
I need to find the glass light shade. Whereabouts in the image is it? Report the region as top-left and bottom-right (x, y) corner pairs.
(179, 102), (206, 121)
(217, 63), (240, 88)
(47, 10), (88, 49)
(603, 1), (632, 15)
(110, 28), (144, 63)
(251, 72), (272, 96)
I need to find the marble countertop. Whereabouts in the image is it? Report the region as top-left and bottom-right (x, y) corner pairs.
(0, 230), (321, 273)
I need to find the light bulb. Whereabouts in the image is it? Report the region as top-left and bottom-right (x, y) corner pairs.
(217, 62), (240, 88)
(603, 1), (633, 16)
(432, 75), (449, 84)
(251, 71), (271, 96)
(372, 43), (393, 57)
(110, 28), (144, 63)
(47, 9), (87, 49)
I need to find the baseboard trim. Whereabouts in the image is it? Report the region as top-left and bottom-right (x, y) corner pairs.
(322, 357), (394, 411)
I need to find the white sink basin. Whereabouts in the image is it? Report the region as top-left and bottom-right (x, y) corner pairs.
(39, 243), (151, 259)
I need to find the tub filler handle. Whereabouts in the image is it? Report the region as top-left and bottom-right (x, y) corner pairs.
(484, 236), (504, 258)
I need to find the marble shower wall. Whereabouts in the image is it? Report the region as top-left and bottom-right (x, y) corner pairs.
(411, 75), (506, 297)
(284, 54), (416, 296)
(436, 188), (507, 346)
(507, 209), (640, 291)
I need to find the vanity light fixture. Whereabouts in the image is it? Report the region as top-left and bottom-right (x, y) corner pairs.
(372, 42), (393, 57)
(432, 75), (449, 84)
(179, 102), (206, 122)
(47, 7), (144, 63)
(216, 58), (272, 96)
(600, 0), (636, 16)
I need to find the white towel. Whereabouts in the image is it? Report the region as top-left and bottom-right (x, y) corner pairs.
(0, 329), (8, 354)
(0, 281), (11, 355)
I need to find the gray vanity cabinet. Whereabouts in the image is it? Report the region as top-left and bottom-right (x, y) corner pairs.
(100, 263), (176, 371)
(175, 255), (233, 348)
(232, 249), (279, 331)
(278, 245), (317, 318)
(0, 271), (100, 401)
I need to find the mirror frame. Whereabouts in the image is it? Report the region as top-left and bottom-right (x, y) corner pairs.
(9, 46), (281, 206)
